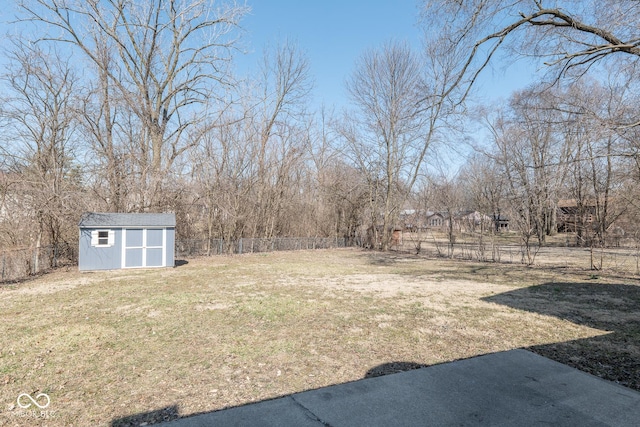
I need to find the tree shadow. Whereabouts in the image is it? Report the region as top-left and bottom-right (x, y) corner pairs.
(482, 281), (640, 390)
(111, 404), (180, 426)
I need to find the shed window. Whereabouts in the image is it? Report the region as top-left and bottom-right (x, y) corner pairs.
(98, 231), (109, 245)
(91, 230), (114, 247)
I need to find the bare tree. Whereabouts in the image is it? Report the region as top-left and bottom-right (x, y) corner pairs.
(191, 107), (256, 253)
(460, 155), (505, 233)
(0, 42), (83, 252)
(20, 0), (249, 210)
(249, 39), (312, 239)
(338, 41), (437, 251)
(477, 77), (634, 265)
(428, 173), (464, 258)
(484, 86), (572, 264)
(420, 0), (640, 264)
(616, 84), (640, 239)
(306, 107), (369, 243)
(188, 39), (312, 247)
(421, 0), (640, 108)
(556, 80), (629, 268)
(458, 155), (506, 260)
(79, 39), (130, 212)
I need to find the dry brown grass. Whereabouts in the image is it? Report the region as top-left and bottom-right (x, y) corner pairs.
(0, 248), (638, 426)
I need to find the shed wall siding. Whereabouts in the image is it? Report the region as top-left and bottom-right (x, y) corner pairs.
(79, 228), (123, 271)
(166, 228), (175, 267)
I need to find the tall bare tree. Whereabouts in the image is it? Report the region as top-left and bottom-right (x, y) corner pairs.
(458, 155), (506, 261)
(21, 0), (249, 210)
(484, 85), (572, 263)
(338, 41), (436, 250)
(79, 39), (129, 212)
(306, 107), (368, 242)
(0, 42), (83, 251)
(188, 39), (312, 248)
(459, 155), (505, 233)
(249, 39), (312, 239)
(559, 80), (627, 252)
(191, 103), (257, 253)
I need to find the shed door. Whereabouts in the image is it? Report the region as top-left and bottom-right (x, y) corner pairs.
(123, 228), (165, 268)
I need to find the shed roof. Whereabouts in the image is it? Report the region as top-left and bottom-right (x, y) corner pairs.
(79, 212), (176, 228)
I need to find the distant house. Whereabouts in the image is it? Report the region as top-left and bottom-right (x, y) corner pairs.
(457, 210), (494, 233)
(425, 210), (508, 233)
(402, 208), (508, 234)
(78, 212), (176, 271)
(557, 199), (595, 233)
(427, 212), (445, 228)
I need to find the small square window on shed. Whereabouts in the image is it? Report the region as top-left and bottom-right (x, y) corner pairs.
(91, 230), (114, 247)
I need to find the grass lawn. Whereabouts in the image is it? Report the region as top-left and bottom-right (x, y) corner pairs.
(1, 248), (638, 426)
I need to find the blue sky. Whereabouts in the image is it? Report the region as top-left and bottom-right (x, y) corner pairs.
(0, 0), (539, 110)
(238, 1), (539, 110)
(237, 0), (423, 109)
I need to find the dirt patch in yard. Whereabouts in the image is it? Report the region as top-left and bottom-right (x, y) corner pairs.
(0, 248), (637, 426)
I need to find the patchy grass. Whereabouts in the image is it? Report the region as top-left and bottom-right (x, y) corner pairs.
(0, 248), (638, 426)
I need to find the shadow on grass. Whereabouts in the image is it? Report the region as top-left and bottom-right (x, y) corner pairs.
(111, 404), (180, 426)
(482, 281), (640, 390)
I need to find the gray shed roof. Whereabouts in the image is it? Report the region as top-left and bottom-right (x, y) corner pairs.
(79, 212), (176, 228)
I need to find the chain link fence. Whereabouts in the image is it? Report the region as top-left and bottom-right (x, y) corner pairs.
(1, 237), (351, 283)
(5, 232), (640, 283)
(176, 237), (349, 257)
(1, 243), (77, 283)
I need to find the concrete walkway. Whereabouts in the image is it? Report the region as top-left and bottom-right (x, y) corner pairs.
(161, 349), (640, 426)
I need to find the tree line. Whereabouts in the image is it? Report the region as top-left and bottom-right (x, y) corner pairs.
(1, 0), (639, 260)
